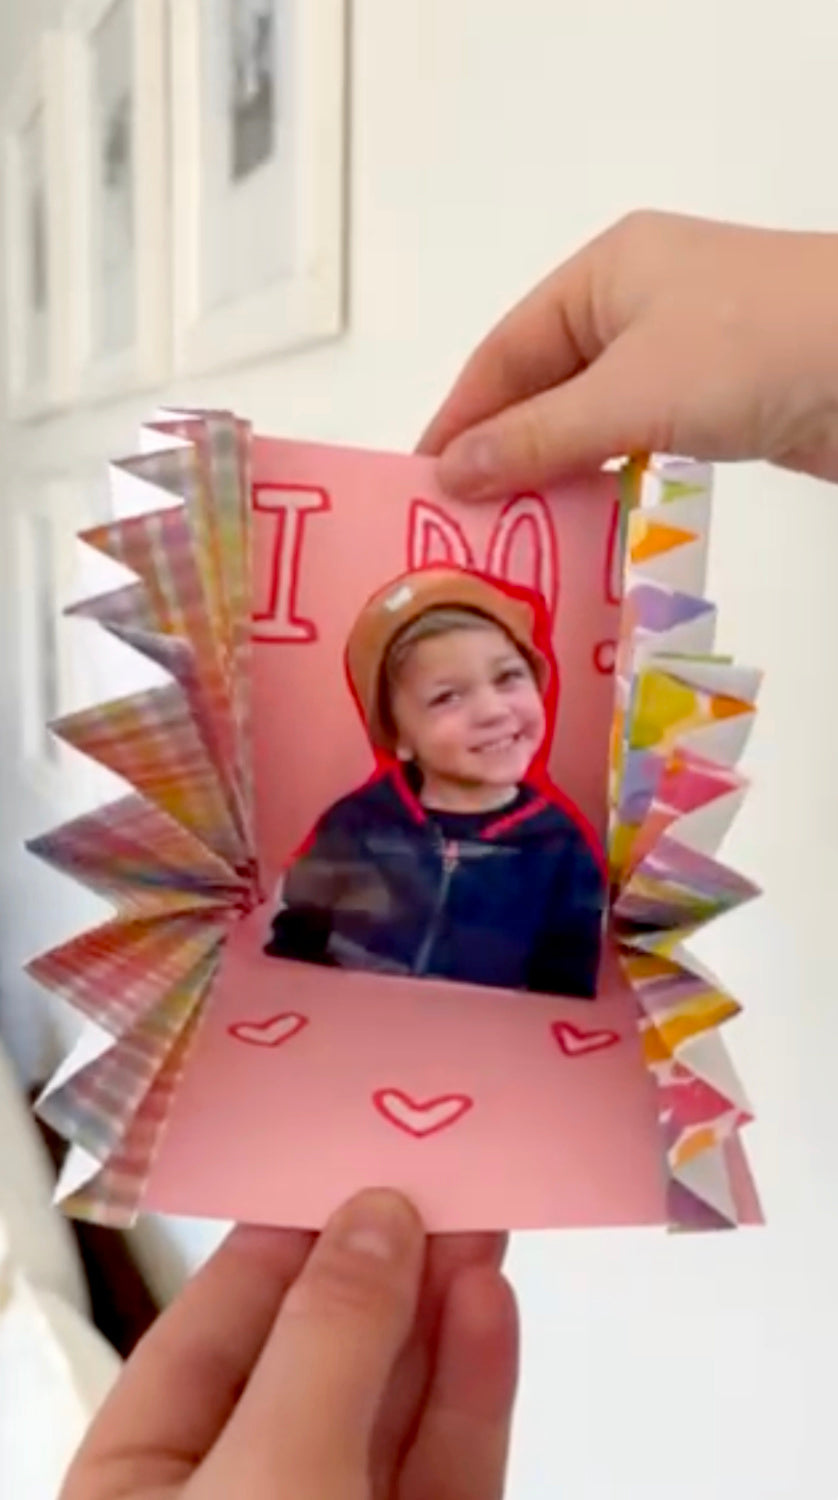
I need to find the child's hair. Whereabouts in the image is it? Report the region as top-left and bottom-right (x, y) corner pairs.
(379, 606), (534, 739)
(385, 606), (507, 681)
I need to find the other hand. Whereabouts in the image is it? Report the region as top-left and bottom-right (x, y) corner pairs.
(421, 210), (838, 492)
(62, 1190), (518, 1500)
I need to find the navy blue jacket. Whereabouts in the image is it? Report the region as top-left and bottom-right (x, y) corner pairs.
(264, 769), (605, 998)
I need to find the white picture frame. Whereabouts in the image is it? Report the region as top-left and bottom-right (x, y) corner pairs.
(63, 0), (170, 403)
(170, 0), (347, 378)
(15, 473), (112, 804)
(2, 35), (70, 421)
(17, 487), (74, 799)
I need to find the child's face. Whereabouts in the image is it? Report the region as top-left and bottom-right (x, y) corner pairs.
(390, 624), (546, 795)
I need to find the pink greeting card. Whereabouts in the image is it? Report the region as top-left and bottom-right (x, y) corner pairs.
(27, 415), (762, 1233)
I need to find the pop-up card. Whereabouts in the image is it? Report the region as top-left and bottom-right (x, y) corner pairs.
(27, 413), (762, 1233)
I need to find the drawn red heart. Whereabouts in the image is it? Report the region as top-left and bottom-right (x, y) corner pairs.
(228, 1012), (309, 1048)
(552, 1020), (620, 1057)
(373, 1088), (474, 1138)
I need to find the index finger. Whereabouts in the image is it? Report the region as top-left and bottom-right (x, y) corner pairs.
(417, 235), (607, 457)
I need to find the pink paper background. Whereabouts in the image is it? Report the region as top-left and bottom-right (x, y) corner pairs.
(145, 916), (668, 1230)
(144, 440), (680, 1232)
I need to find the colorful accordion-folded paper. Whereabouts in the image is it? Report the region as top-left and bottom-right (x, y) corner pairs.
(27, 413), (762, 1233)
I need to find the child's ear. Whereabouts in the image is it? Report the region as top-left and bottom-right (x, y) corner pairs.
(396, 744), (412, 762)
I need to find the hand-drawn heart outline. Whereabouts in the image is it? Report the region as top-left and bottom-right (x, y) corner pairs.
(228, 1012), (309, 1048)
(552, 1020), (620, 1057)
(373, 1088), (474, 1139)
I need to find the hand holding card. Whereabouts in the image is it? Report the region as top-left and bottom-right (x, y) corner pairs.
(26, 415), (762, 1233)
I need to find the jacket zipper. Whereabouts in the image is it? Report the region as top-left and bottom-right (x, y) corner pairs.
(413, 838), (459, 976)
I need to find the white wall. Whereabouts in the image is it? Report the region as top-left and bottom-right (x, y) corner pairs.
(2, 2), (838, 1497)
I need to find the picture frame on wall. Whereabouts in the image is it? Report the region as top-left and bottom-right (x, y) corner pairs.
(2, 35), (69, 421)
(15, 473), (112, 804)
(170, 0), (347, 379)
(16, 490), (69, 798)
(63, 0), (170, 403)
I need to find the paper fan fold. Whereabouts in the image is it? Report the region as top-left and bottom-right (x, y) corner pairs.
(609, 456), (761, 1229)
(27, 411), (261, 1224)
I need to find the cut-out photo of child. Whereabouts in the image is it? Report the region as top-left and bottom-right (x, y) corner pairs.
(264, 567), (606, 998)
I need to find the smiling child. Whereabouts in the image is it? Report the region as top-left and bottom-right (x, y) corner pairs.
(264, 567), (605, 997)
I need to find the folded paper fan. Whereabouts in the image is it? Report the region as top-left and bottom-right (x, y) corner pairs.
(26, 420), (761, 1232)
(29, 411), (262, 1224)
(610, 457), (761, 1229)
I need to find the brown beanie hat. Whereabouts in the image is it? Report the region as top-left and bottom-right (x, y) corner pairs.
(345, 567), (550, 751)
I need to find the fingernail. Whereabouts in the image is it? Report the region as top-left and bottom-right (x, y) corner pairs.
(438, 434), (499, 497)
(330, 1189), (422, 1262)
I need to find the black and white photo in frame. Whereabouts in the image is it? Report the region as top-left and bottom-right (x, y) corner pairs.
(2, 34), (69, 420)
(64, 0), (169, 402)
(171, 0), (346, 377)
(230, 0), (277, 183)
(93, 0), (135, 358)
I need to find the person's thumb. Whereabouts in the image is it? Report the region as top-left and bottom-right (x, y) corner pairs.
(203, 1190), (425, 1498)
(435, 326), (676, 498)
